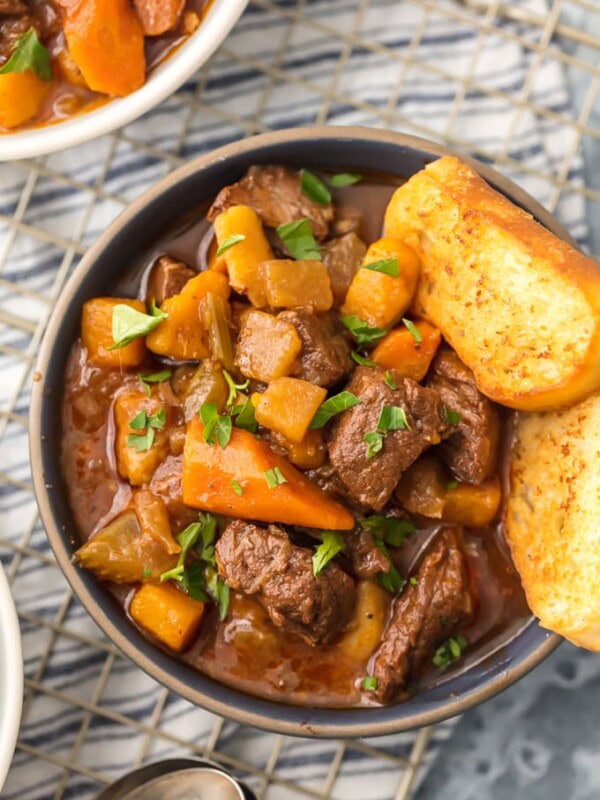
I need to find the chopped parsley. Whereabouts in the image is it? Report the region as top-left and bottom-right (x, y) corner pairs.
(342, 315), (387, 346)
(0, 27), (52, 80)
(360, 675), (378, 692)
(446, 480), (458, 490)
(409, 576), (418, 586)
(360, 515), (416, 548)
(109, 302), (167, 350)
(276, 218), (321, 261)
(312, 531), (346, 577)
(362, 257), (400, 278)
(433, 634), (468, 670)
(231, 399), (258, 433)
(142, 567), (153, 579)
(328, 173), (362, 187)
(351, 351), (377, 367)
(223, 370), (250, 406)
(441, 405), (462, 426)
(200, 402), (232, 448)
(139, 369), (172, 397)
(376, 405), (410, 433)
(384, 371), (398, 390)
(231, 479), (243, 496)
(300, 169), (332, 205)
(216, 234), (246, 256)
(373, 538), (406, 595)
(264, 467), (287, 489)
(127, 407), (166, 452)
(363, 430), (384, 460)
(309, 390), (361, 429)
(402, 318), (422, 343)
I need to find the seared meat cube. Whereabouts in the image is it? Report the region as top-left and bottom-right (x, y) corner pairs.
(322, 232), (367, 306)
(207, 165), (334, 241)
(0, 0), (27, 14)
(278, 308), (353, 388)
(426, 348), (501, 484)
(328, 367), (449, 511)
(216, 520), (354, 646)
(146, 254), (195, 306)
(345, 528), (390, 580)
(370, 528), (472, 703)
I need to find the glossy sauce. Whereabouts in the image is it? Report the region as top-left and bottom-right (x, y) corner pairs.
(60, 175), (530, 708)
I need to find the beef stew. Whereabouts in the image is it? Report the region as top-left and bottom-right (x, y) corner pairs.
(61, 165), (529, 708)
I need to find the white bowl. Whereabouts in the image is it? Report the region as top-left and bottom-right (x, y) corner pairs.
(0, 0), (248, 162)
(0, 564), (23, 791)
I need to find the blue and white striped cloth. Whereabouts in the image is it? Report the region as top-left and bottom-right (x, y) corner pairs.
(0, 1), (591, 798)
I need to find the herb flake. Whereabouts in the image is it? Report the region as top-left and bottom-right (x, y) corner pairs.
(360, 675), (378, 692)
(342, 315), (387, 346)
(139, 369), (172, 396)
(109, 302), (167, 350)
(363, 430), (384, 460)
(264, 467), (287, 489)
(309, 390), (361, 429)
(442, 405), (462, 426)
(223, 370), (250, 406)
(200, 402), (232, 448)
(276, 218), (321, 261)
(216, 233), (246, 256)
(300, 169), (332, 205)
(312, 531), (346, 576)
(0, 27), (52, 80)
(351, 351), (377, 367)
(362, 257), (400, 278)
(402, 318), (423, 343)
(360, 515), (416, 548)
(433, 634), (468, 670)
(231, 479), (243, 496)
(231, 399), (258, 433)
(384, 371), (398, 390)
(376, 405), (410, 433)
(328, 173), (362, 187)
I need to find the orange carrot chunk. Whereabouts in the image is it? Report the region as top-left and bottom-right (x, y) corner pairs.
(372, 319), (441, 381)
(182, 419), (354, 530)
(129, 582), (204, 652)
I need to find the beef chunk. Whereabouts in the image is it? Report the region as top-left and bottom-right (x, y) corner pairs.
(344, 528), (389, 579)
(328, 367), (449, 511)
(322, 232), (367, 306)
(370, 528), (472, 703)
(216, 520), (354, 646)
(146, 255), (195, 306)
(207, 165), (334, 241)
(278, 308), (353, 388)
(426, 348), (500, 484)
(0, 0), (27, 14)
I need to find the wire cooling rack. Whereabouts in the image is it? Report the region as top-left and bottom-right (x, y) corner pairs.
(0, 1), (598, 798)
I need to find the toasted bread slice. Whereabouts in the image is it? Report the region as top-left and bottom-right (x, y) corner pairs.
(504, 393), (600, 650)
(384, 156), (600, 411)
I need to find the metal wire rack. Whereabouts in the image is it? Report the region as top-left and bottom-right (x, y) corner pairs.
(0, 0), (598, 798)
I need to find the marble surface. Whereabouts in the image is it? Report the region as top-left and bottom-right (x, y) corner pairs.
(416, 643), (600, 799)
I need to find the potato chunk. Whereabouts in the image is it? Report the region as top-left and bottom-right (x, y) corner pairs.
(341, 237), (421, 328)
(270, 429), (327, 470)
(82, 297), (146, 368)
(337, 581), (390, 662)
(235, 310), (301, 383)
(372, 320), (441, 381)
(213, 205), (273, 307)
(254, 378), (327, 443)
(260, 259), (333, 312)
(114, 392), (170, 486)
(146, 271), (229, 361)
(130, 582), (205, 652)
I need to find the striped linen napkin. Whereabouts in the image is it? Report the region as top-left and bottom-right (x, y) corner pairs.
(0, 1), (588, 798)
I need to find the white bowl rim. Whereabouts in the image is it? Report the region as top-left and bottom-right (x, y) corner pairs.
(0, 0), (248, 162)
(0, 563), (23, 791)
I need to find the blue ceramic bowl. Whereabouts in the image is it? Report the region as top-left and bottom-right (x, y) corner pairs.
(30, 128), (561, 737)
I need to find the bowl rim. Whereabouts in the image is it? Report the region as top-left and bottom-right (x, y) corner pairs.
(29, 126), (563, 738)
(0, 563), (23, 790)
(0, 0), (248, 162)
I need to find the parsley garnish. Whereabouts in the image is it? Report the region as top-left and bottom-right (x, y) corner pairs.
(328, 173), (362, 187)
(300, 169), (332, 205)
(351, 351), (377, 367)
(159, 515), (216, 584)
(223, 370), (250, 406)
(109, 302), (167, 350)
(363, 430), (384, 460)
(376, 405), (410, 433)
(264, 467), (287, 489)
(127, 408), (166, 452)
(410, 576), (418, 586)
(200, 403), (232, 448)
(441, 405), (461, 426)
(231, 399), (258, 433)
(433, 634), (468, 670)
(373, 538), (406, 595)
(309, 390), (361, 429)
(0, 28), (52, 80)
(231, 479), (243, 496)
(384, 371), (398, 390)
(446, 480), (458, 490)
(360, 675), (378, 691)
(312, 531), (346, 576)
(180, 561), (209, 602)
(362, 257), (399, 278)
(142, 567), (153, 579)
(342, 315), (387, 346)
(276, 218), (321, 261)
(216, 234), (246, 256)
(360, 516), (416, 548)
(402, 318), (422, 343)
(139, 369), (172, 397)
(207, 569), (230, 620)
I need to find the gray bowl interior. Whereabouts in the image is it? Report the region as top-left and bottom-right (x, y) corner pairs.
(31, 129), (561, 738)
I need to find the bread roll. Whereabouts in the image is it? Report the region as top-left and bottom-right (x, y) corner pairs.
(384, 156), (600, 411)
(504, 393), (600, 650)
